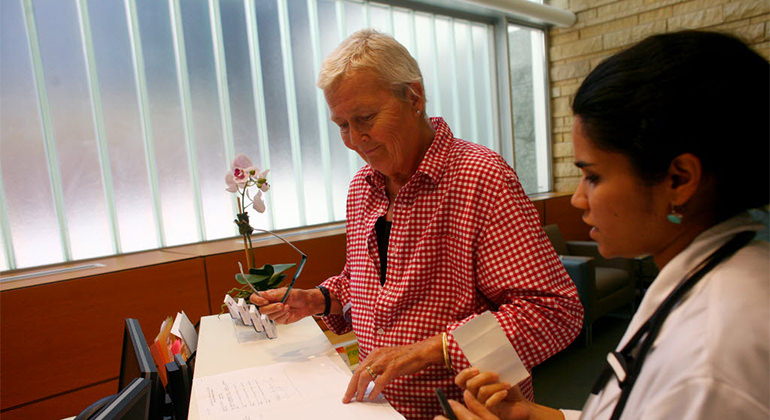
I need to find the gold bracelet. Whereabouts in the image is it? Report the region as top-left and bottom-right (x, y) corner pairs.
(442, 332), (452, 370)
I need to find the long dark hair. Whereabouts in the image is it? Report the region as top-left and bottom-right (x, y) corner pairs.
(573, 31), (769, 221)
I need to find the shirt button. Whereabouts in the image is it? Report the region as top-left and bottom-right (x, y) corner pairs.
(376, 328), (385, 335)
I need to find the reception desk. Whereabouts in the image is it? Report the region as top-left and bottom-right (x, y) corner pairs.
(189, 315), (403, 420)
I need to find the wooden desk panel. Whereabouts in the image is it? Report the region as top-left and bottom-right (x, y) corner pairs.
(0, 380), (116, 420)
(0, 259), (210, 417)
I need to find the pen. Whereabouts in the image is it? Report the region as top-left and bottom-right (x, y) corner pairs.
(435, 388), (457, 420)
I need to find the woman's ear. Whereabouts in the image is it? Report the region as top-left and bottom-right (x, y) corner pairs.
(667, 153), (703, 206)
(406, 81), (424, 111)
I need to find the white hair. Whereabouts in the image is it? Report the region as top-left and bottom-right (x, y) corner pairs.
(317, 28), (425, 102)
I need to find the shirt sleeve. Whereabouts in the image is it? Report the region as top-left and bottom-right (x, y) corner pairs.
(319, 263), (353, 335)
(447, 176), (584, 373)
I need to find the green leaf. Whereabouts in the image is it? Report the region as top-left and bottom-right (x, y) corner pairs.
(235, 263), (296, 291)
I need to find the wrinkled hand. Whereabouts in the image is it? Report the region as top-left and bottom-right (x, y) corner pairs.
(344, 335), (443, 403)
(249, 287), (318, 324)
(452, 368), (533, 420)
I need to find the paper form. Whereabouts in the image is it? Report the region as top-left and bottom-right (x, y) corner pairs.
(452, 311), (530, 387)
(193, 355), (404, 420)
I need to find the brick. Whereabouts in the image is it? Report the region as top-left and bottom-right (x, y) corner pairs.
(570, 0), (616, 13)
(631, 20), (668, 42)
(580, 16), (639, 39)
(603, 27), (636, 49)
(642, 0), (685, 8)
(668, 7), (724, 30)
(552, 96), (573, 117)
(550, 36), (604, 60)
(671, 0), (731, 15)
(596, 0), (645, 20)
(551, 31), (581, 44)
(714, 21), (766, 42)
(557, 82), (582, 97)
(575, 8), (599, 27)
(723, 0), (770, 21)
(554, 178), (580, 193)
(553, 141), (574, 158)
(550, 59), (592, 82)
(638, 5), (673, 23)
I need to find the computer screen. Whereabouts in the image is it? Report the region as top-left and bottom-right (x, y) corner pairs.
(120, 318), (165, 420)
(92, 377), (151, 420)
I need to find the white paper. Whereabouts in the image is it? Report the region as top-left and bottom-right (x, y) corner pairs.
(171, 311), (199, 353)
(452, 311), (530, 386)
(193, 356), (404, 420)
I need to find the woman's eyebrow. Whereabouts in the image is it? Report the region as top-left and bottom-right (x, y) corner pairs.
(574, 161), (594, 169)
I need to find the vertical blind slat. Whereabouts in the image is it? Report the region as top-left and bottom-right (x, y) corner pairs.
(169, 0), (206, 241)
(465, 23), (480, 146)
(429, 15), (442, 116)
(0, 166), (16, 269)
(448, 19), (462, 136)
(243, 0), (276, 229)
(208, 0), (237, 219)
(307, 0), (335, 221)
(76, 0), (121, 253)
(277, 0), (306, 226)
(21, 0), (72, 261)
(125, 0), (165, 246)
(334, 1), (359, 178)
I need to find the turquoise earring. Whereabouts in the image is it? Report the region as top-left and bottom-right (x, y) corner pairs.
(667, 204), (683, 224)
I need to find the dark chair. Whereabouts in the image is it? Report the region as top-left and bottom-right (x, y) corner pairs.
(543, 224), (639, 346)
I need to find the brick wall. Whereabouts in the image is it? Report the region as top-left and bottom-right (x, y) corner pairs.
(546, 0), (770, 192)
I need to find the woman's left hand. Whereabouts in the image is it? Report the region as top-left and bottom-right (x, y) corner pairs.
(343, 334), (443, 403)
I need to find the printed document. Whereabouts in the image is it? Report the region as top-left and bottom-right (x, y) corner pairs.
(193, 355), (404, 420)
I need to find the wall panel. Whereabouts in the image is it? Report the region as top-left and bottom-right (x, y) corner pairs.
(0, 259), (209, 419)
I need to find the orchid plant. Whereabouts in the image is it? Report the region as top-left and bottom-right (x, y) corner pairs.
(224, 154), (306, 306)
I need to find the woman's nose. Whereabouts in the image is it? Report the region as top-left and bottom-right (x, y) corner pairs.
(571, 181), (588, 210)
(348, 125), (367, 147)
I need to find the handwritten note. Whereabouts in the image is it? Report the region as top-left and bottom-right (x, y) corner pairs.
(193, 356), (404, 420)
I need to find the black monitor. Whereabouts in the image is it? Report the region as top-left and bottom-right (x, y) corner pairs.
(119, 318), (165, 420)
(75, 319), (167, 420)
(91, 377), (151, 420)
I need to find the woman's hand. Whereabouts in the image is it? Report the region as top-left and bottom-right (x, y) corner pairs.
(249, 287), (321, 324)
(434, 390), (503, 420)
(343, 334), (444, 403)
(449, 368), (563, 420)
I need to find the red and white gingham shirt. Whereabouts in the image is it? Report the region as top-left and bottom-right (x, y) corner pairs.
(321, 117), (583, 420)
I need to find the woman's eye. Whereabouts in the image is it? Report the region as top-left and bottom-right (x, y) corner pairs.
(361, 114), (375, 122)
(584, 173), (599, 184)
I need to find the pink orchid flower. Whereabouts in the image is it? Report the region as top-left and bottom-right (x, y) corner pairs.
(252, 190), (266, 213)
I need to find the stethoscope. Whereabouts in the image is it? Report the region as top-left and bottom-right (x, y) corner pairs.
(581, 230), (756, 420)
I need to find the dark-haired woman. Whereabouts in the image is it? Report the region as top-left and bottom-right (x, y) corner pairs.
(437, 30), (769, 420)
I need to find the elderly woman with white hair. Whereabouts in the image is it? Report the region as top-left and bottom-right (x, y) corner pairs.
(251, 29), (583, 420)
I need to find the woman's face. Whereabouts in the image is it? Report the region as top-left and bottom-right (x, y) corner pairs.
(570, 117), (673, 259)
(325, 69), (423, 181)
